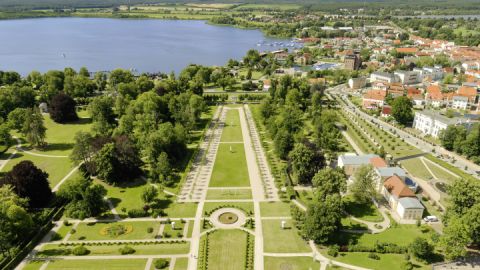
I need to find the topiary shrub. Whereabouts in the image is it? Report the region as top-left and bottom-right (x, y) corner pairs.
(72, 245), (89, 256)
(154, 258), (169, 269)
(328, 245), (339, 257)
(119, 245), (135, 255)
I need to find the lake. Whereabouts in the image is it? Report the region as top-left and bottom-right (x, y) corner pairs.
(0, 18), (298, 75)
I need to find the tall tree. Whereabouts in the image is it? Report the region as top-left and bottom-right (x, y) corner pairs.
(22, 107), (46, 148)
(350, 165), (376, 203)
(312, 167), (347, 200)
(89, 96), (116, 136)
(289, 142), (324, 185)
(0, 160), (52, 208)
(303, 194), (343, 244)
(391, 96), (413, 125)
(49, 92), (78, 123)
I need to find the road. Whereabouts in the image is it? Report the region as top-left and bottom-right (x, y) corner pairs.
(327, 84), (480, 179)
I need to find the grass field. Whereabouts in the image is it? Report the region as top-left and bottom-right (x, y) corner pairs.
(173, 257), (188, 270)
(206, 188), (252, 200)
(264, 256), (321, 270)
(70, 221), (160, 241)
(23, 260), (44, 270)
(343, 196), (384, 222)
(260, 202), (291, 217)
(39, 242), (190, 256)
(262, 219), (310, 253)
(336, 224), (432, 247)
(206, 229), (248, 270)
(162, 221), (185, 238)
(221, 109), (243, 142)
(341, 218), (369, 231)
(325, 252), (428, 270)
(0, 149), (75, 188)
(209, 143), (250, 187)
(203, 202), (254, 216)
(44, 259), (147, 270)
(400, 158), (433, 180)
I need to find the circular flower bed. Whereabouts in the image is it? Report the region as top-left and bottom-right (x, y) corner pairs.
(100, 224), (133, 238)
(218, 212), (239, 224)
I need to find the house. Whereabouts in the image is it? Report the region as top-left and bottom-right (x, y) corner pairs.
(337, 154), (386, 177)
(413, 110), (476, 138)
(382, 175), (424, 220)
(407, 87), (424, 107)
(394, 70), (420, 85)
(348, 77), (367, 89)
(374, 167), (406, 191)
(344, 54), (362, 70)
(295, 53), (312, 65)
(370, 72), (398, 83)
(414, 66), (444, 81)
(262, 79), (271, 91)
(272, 50), (289, 61)
(425, 84), (449, 108)
(381, 105), (392, 118)
(457, 85), (477, 104)
(395, 47), (419, 55)
(451, 95), (469, 110)
(362, 90), (387, 109)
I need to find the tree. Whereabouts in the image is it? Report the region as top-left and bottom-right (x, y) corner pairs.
(0, 185), (33, 256)
(70, 132), (95, 174)
(141, 186), (158, 205)
(49, 92), (78, 123)
(274, 128), (294, 160)
(0, 160), (52, 208)
(303, 194), (343, 244)
(22, 107), (46, 148)
(391, 96), (413, 125)
(289, 142), (324, 185)
(350, 165), (376, 204)
(7, 108), (27, 132)
(89, 96), (116, 136)
(409, 237), (434, 262)
(312, 167), (347, 200)
(446, 178), (480, 218)
(57, 176), (107, 219)
(93, 143), (117, 184)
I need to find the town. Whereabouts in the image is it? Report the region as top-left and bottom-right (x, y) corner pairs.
(0, 1), (480, 270)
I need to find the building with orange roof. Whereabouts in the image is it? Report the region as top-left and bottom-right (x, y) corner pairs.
(382, 175), (424, 220)
(395, 47), (419, 54)
(362, 89), (387, 109)
(425, 84), (451, 107)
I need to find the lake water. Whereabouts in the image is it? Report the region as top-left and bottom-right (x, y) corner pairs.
(0, 18), (298, 75)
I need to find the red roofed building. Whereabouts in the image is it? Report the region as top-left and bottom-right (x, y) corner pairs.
(381, 105), (392, 117)
(382, 175), (424, 220)
(362, 90), (387, 110)
(396, 47), (419, 54)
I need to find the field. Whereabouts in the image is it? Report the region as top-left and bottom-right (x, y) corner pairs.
(209, 143), (250, 187)
(205, 229), (248, 270)
(41, 259), (147, 270)
(206, 188), (252, 200)
(262, 219), (310, 253)
(343, 196), (384, 222)
(221, 109), (244, 142)
(264, 256), (321, 270)
(260, 202), (291, 217)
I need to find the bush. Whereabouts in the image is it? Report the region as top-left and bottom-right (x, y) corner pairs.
(72, 245), (89, 256)
(402, 261), (413, 270)
(147, 227), (154, 233)
(48, 92), (78, 123)
(119, 245), (135, 255)
(128, 208), (148, 218)
(368, 252), (380, 260)
(154, 258), (169, 269)
(328, 245), (339, 257)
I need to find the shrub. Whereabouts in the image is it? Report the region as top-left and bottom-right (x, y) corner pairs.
(147, 227), (154, 233)
(72, 245), (89, 256)
(119, 245), (135, 255)
(128, 208), (148, 218)
(328, 245), (339, 257)
(402, 261), (413, 270)
(63, 220), (71, 226)
(154, 258), (169, 269)
(368, 252), (380, 260)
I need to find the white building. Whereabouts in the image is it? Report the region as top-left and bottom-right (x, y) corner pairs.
(413, 66), (444, 81)
(348, 77), (367, 89)
(413, 110), (475, 138)
(370, 71), (398, 83)
(394, 70), (420, 85)
(451, 95), (469, 110)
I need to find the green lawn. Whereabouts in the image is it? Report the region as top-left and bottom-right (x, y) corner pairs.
(343, 196), (383, 222)
(335, 224), (432, 247)
(28, 112), (92, 156)
(422, 158), (460, 183)
(221, 109), (244, 142)
(23, 260), (44, 270)
(162, 221), (185, 238)
(45, 259), (147, 270)
(262, 219), (310, 253)
(325, 252), (428, 270)
(0, 149), (75, 188)
(209, 143), (250, 187)
(206, 188), (252, 200)
(54, 223), (75, 241)
(162, 202), (198, 218)
(203, 202), (254, 216)
(400, 158), (433, 180)
(39, 242), (190, 257)
(70, 221), (160, 241)
(206, 229), (248, 270)
(264, 256), (320, 270)
(97, 179), (147, 215)
(173, 257), (188, 270)
(260, 202), (291, 217)
(341, 218), (368, 231)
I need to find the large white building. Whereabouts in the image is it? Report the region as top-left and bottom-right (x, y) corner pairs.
(370, 71), (398, 83)
(394, 70), (420, 85)
(413, 110), (475, 138)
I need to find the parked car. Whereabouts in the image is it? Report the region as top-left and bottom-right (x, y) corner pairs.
(423, 216), (438, 222)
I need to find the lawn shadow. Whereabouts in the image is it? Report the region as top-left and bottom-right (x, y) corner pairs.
(330, 231), (362, 246)
(37, 248), (71, 257)
(109, 197), (122, 208)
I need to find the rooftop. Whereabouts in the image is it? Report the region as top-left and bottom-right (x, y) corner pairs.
(398, 197), (424, 209)
(383, 175), (416, 198)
